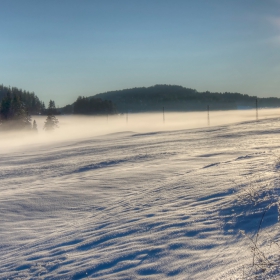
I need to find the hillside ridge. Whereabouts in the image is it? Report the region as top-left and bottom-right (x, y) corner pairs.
(91, 84), (280, 112)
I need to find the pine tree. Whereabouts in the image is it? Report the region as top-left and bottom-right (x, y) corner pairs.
(0, 91), (12, 121)
(44, 100), (59, 131)
(32, 120), (38, 132)
(0, 91), (32, 130)
(11, 94), (32, 129)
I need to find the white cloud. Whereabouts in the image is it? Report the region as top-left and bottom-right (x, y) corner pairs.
(267, 16), (280, 29)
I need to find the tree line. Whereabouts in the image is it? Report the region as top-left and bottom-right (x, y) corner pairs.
(0, 84), (117, 132)
(0, 85), (45, 114)
(92, 84), (280, 112)
(0, 90), (59, 132)
(0, 91), (33, 131)
(3, 83), (280, 132)
(60, 96), (117, 115)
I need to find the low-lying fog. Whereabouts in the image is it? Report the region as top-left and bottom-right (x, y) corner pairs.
(2, 108), (280, 279)
(1, 108), (280, 151)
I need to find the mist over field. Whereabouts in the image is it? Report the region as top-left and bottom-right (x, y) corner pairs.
(1, 108), (280, 279)
(2, 108), (280, 151)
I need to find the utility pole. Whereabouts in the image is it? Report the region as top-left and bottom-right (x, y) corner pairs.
(163, 106), (165, 123)
(256, 98), (258, 121)
(207, 105), (210, 126)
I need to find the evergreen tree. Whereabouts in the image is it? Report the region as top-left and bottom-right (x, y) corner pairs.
(0, 91), (12, 121)
(0, 91), (32, 130)
(11, 94), (32, 129)
(44, 100), (59, 131)
(32, 120), (38, 132)
(0, 85), (45, 114)
(73, 96), (116, 115)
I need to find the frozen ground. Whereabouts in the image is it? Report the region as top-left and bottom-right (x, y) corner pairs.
(1, 111), (280, 279)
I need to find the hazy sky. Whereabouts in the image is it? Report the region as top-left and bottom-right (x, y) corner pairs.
(1, 0), (280, 106)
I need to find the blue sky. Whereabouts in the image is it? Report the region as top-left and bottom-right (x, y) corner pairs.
(1, 0), (280, 106)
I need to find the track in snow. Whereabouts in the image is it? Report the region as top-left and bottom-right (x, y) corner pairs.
(1, 115), (280, 279)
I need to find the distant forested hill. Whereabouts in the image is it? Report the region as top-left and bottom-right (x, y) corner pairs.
(91, 85), (280, 113)
(0, 85), (45, 114)
(60, 96), (117, 115)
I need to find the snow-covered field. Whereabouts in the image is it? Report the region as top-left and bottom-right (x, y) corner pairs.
(1, 110), (280, 279)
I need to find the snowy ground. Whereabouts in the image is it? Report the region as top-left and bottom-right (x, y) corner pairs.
(1, 111), (280, 279)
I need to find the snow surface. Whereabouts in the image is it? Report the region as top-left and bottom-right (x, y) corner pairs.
(1, 111), (280, 279)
